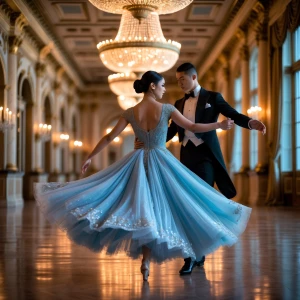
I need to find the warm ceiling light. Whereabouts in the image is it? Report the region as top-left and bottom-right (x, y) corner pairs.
(117, 95), (141, 110)
(88, 0), (193, 21)
(97, 11), (180, 73)
(108, 72), (139, 98)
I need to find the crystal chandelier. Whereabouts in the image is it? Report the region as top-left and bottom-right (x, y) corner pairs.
(97, 11), (180, 73)
(108, 72), (139, 98)
(117, 96), (141, 111)
(108, 73), (142, 110)
(88, 0), (193, 21)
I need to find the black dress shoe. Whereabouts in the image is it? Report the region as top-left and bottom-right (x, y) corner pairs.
(179, 257), (196, 275)
(196, 256), (205, 267)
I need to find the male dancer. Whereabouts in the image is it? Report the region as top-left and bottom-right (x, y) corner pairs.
(168, 63), (266, 275)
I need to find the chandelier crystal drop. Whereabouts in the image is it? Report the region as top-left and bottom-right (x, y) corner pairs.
(88, 0), (193, 20)
(97, 11), (180, 73)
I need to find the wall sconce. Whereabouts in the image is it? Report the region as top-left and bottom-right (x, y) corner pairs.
(35, 123), (52, 141)
(73, 140), (83, 147)
(247, 106), (262, 120)
(60, 133), (69, 141)
(52, 132), (69, 147)
(0, 106), (14, 132)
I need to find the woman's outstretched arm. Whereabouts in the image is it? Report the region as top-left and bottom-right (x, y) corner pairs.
(82, 116), (128, 174)
(170, 109), (234, 133)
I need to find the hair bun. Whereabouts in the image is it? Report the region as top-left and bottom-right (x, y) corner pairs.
(133, 79), (144, 93)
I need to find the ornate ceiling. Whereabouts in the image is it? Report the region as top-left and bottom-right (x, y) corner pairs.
(22, 0), (239, 86)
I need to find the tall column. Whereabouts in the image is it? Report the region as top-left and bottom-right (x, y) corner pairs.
(6, 36), (20, 171)
(90, 103), (101, 172)
(220, 61), (230, 169)
(33, 63), (45, 173)
(248, 3), (269, 206)
(240, 45), (250, 172)
(256, 24), (268, 173)
(0, 14), (27, 206)
(6, 13), (27, 171)
(234, 44), (251, 204)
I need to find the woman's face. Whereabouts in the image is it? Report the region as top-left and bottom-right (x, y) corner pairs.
(152, 78), (166, 100)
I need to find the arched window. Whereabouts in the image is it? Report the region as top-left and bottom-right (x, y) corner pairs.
(281, 32), (292, 171)
(294, 27), (300, 170)
(249, 47), (258, 170)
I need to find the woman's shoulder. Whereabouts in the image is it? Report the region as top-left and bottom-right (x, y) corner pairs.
(120, 107), (133, 120)
(163, 103), (176, 113)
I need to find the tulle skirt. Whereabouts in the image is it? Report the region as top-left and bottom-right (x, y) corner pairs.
(34, 148), (251, 263)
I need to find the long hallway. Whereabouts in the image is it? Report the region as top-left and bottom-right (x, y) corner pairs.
(0, 204), (299, 300)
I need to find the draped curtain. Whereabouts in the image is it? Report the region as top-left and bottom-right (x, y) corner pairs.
(266, 0), (300, 204)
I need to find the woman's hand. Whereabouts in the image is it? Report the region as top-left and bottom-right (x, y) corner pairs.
(81, 159), (91, 174)
(218, 119), (234, 130)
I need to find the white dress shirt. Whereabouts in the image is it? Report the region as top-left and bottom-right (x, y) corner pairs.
(182, 85), (204, 147)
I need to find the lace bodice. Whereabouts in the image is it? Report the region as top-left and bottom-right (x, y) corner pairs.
(122, 104), (176, 149)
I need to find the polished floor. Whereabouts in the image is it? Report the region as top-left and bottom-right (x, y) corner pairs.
(0, 203), (299, 300)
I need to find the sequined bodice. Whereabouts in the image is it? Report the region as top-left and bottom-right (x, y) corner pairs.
(122, 104), (176, 149)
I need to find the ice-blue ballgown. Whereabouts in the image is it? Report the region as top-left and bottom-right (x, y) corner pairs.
(34, 104), (251, 263)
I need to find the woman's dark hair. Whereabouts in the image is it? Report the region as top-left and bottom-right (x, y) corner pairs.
(133, 71), (163, 93)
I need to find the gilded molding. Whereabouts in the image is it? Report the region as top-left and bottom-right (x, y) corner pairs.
(39, 42), (53, 61)
(8, 35), (22, 54)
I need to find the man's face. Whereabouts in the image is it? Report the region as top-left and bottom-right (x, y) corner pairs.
(176, 71), (195, 93)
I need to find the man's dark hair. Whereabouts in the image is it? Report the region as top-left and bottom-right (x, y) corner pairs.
(176, 63), (197, 76)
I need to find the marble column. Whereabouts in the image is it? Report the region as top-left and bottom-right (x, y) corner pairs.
(6, 36), (19, 171)
(248, 14), (269, 206)
(33, 63), (45, 173)
(234, 45), (250, 204)
(220, 64), (229, 169)
(90, 103), (101, 172)
(0, 14), (27, 206)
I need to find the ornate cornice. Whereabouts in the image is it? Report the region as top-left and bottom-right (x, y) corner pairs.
(21, 0), (84, 84)
(0, 2), (14, 20)
(196, 0), (245, 72)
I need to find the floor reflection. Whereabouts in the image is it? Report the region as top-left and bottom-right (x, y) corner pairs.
(0, 203), (299, 299)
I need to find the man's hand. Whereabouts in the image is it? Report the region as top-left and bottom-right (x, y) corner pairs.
(134, 137), (144, 150)
(81, 159), (91, 174)
(219, 119), (234, 130)
(249, 120), (266, 135)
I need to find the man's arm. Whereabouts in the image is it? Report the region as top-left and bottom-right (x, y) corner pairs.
(166, 119), (178, 142)
(216, 93), (251, 129)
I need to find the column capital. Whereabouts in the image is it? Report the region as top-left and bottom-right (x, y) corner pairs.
(239, 45), (249, 61)
(35, 62), (46, 77)
(235, 27), (247, 43)
(8, 35), (22, 54)
(39, 42), (53, 61)
(90, 103), (99, 110)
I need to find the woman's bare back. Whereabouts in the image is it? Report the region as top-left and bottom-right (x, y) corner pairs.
(132, 101), (164, 132)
